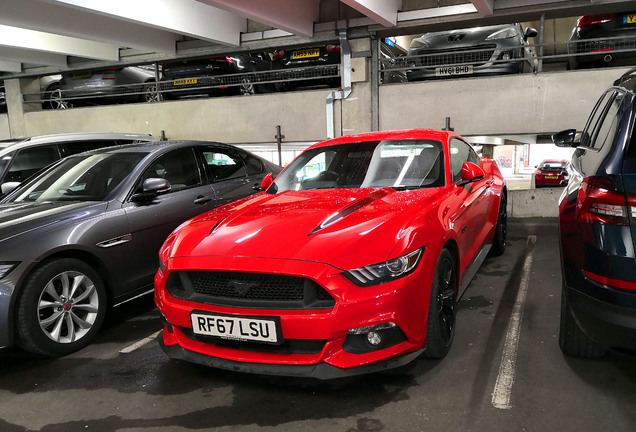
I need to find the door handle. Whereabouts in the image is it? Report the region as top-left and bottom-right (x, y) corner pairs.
(194, 195), (214, 204)
(485, 180), (494, 187)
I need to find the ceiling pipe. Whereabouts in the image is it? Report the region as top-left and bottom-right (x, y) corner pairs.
(326, 28), (352, 139)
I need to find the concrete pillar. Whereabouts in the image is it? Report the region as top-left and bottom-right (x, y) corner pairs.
(6, 77), (41, 138)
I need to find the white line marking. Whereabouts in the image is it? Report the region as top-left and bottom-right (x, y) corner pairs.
(492, 235), (536, 410)
(119, 330), (161, 354)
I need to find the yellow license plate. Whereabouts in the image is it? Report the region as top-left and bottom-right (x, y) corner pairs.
(174, 78), (197, 86)
(624, 14), (636, 24)
(72, 72), (92, 79)
(291, 49), (320, 60)
(545, 175), (558, 179)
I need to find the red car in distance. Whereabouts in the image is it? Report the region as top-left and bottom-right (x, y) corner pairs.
(154, 129), (507, 379)
(533, 159), (569, 188)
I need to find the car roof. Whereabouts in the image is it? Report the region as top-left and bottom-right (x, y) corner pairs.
(73, 139), (238, 157)
(0, 132), (156, 154)
(417, 23), (520, 39)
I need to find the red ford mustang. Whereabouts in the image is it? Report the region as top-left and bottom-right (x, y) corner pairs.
(154, 129), (507, 379)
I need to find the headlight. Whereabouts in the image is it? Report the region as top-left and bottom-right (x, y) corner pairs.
(0, 262), (18, 279)
(409, 38), (430, 50)
(486, 28), (519, 41)
(158, 233), (177, 273)
(344, 249), (423, 287)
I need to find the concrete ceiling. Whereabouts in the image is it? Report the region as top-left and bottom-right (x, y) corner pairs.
(0, 0), (633, 77)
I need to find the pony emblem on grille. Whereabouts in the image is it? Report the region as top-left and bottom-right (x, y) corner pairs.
(228, 280), (259, 296)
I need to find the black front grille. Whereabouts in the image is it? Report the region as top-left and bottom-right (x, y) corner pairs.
(415, 46), (496, 68)
(167, 271), (335, 309)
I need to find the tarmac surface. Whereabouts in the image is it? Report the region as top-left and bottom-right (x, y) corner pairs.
(1, 218), (635, 432)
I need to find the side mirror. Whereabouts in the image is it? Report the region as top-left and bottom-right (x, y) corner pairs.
(458, 162), (485, 187)
(552, 129), (578, 148)
(524, 27), (538, 40)
(259, 173), (274, 191)
(1, 182), (21, 195)
(131, 178), (170, 201)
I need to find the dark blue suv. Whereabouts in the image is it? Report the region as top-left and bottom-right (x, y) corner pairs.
(553, 67), (636, 358)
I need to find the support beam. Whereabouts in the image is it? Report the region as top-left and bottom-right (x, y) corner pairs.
(0, 46), (67, 67)
(0, 60), (21, 73)
(471, 0), (494, 16)
(0, 0), (177, 54)
(0, 25), (119, 61)
(47, 0), (246, 46)
(198, 0), (319, 38)
(340, 0), (401, 27)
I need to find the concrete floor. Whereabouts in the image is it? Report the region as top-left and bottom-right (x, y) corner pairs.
(1, 218), (635, 432)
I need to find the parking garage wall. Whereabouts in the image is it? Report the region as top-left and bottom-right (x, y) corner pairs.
(379, 67), (630, 135)
(0, 67), (630, 143)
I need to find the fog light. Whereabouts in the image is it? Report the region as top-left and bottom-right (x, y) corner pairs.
(502, 53), (511, 61)
(367, 331), (382, 345)
(348, 322), (396, 335)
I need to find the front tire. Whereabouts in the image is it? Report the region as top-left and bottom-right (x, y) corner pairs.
(423, 248), (457, 359)
(490, 193), (507, 256)
(16, 258), (107, 357)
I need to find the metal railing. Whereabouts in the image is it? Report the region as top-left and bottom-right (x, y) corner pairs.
(381, 35), (636, 82)
(21, 65), (341, 109)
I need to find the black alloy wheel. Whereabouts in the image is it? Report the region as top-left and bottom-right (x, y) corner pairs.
(423, 248), (457, 359)
(490, 193), (507, 256)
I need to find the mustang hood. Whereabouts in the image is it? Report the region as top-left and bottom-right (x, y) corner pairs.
(170, 188), (442, 270)
(0, 201), (107, 244)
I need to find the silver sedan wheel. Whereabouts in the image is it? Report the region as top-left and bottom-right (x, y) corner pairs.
(37, 271), (100, 344)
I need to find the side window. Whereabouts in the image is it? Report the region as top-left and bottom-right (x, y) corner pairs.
(589, 91), (624, 150)
(580, 90), (617, 148)
(239, 151), (265, 176)
(449, 138), (478, 183)
(5, 145), (60, 183)
(140, 148), (202, 192)
(200, 148), (247, 182)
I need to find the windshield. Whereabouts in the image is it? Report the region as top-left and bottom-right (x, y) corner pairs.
(538, 161), (567, 171)
(273, 139), (444, 193)
(8, 152), (146, 203)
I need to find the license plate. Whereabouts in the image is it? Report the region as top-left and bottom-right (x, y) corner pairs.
(624, 14), (636, 24)
(291, 49), (320, 60)
(545, 175), (558, 179)
(72, 71), (92, 79)
(174, 78), (197, 86)
(435, 65), (473, 76)
(191, 312), (281, 344)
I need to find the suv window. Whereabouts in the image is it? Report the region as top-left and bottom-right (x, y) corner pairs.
(449, 138), (480, 183)
(4, 145), (60, 184)
(580, 90), (621, 149)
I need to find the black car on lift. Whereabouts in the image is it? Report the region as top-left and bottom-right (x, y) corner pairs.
(568, 12), (636, 70)
(160, 53), (273, 98)
(553, 67), (636, 358)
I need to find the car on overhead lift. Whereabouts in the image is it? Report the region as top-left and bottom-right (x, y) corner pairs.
(553, 67), (636, 358)
(155, 128), (507, 379)
(568, 12), (636, 70)
(406, 23), (537, 81)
